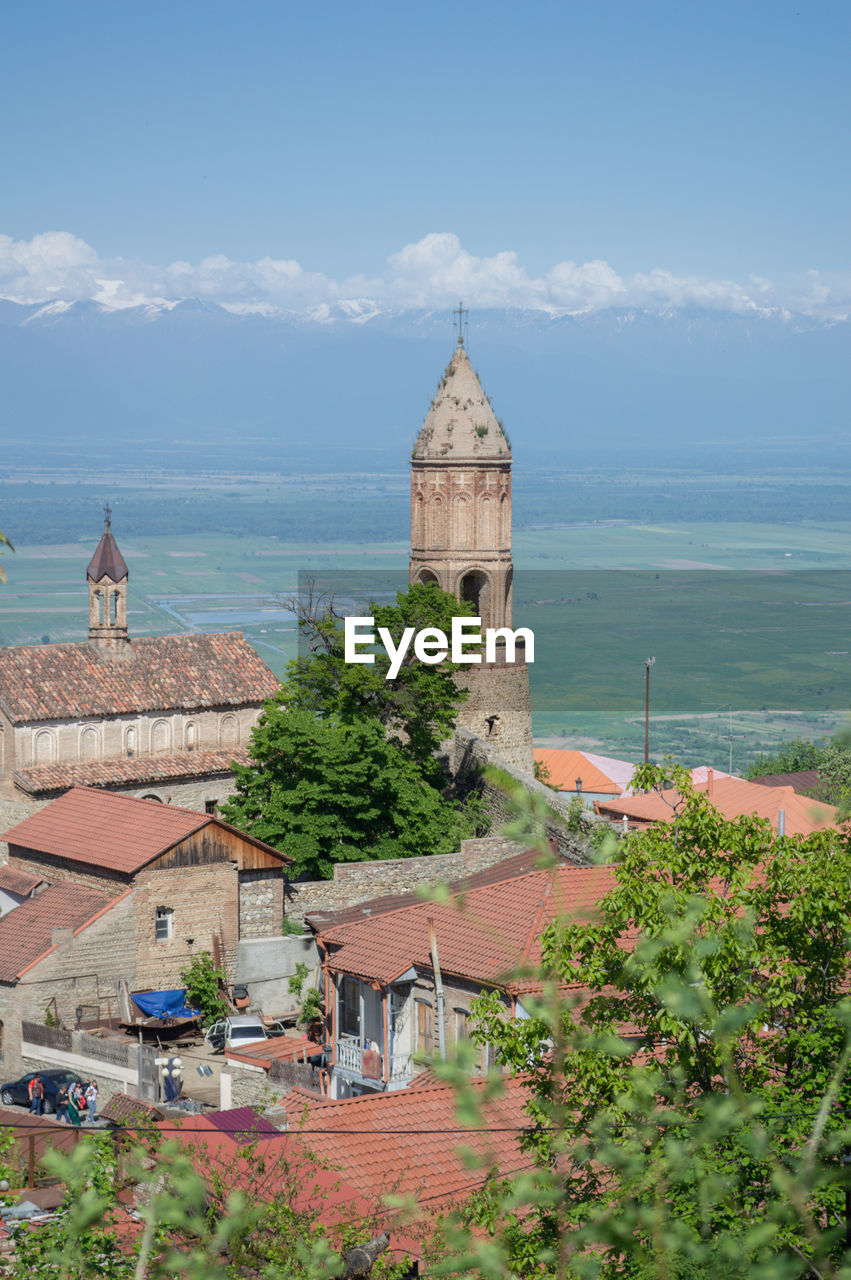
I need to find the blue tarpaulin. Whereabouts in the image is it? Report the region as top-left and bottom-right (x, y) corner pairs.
(132, 989), (200, 1020)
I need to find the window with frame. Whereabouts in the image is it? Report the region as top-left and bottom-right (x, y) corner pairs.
(340, 977), (360, 1038)
(155, 907), (173, 943)
(454, 1007), (469, 1041)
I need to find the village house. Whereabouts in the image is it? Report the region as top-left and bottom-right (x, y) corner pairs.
(0, 786), (292, 1078)
(309, 850), (613, 1098)
(595, 768), (838, 835)
(0, 511), (279, 827)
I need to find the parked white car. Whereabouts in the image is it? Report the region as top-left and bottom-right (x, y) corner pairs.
(204, 1015), (268, 1054)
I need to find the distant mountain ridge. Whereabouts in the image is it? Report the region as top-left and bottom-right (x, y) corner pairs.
(0, 297), (848, 469)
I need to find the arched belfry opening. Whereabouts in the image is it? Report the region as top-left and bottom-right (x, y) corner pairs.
(87, 506), (129, 651)
(459, 570), (492, 630)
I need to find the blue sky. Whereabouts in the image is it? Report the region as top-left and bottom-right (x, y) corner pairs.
(1, 0), (848, 311)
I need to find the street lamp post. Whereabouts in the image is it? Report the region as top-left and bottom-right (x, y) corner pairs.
(644, 657), (656, 764)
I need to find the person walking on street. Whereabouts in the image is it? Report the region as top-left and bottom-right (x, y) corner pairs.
(84, 1079), (98, 1125)
(68, 1082), (83, 1127)
(28, 1075), (44, 1116)
(56, 1081), (70, 1124)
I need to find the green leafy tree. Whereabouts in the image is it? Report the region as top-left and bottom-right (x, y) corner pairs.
(180, 950), (230, 1026)
(813, 737), (851, 811)
(470, 764), (851, 1278)
(220, 708), (480, 879)
(745, 736), (827, 779)
(284, 580), (472, 783)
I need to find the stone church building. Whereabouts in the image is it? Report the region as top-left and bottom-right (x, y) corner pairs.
(410, 334), (534, 773)
(0, 513), (279, 827)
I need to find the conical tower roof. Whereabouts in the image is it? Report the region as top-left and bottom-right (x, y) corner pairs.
(87, 511), (128, 583)
(412, 340), (511, 462)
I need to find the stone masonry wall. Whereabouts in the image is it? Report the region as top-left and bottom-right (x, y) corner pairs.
(453, 729), (611, 863)
(453, 649), (534, 775)
(0, 893), (137, 1077)
(238, 868), (284, 939)
(133, 860), (239, 988)
(288, 835), (525, 924)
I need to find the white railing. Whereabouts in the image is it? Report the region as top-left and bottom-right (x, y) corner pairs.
(336, 1038), (414, 1082)
(337, 1036), (365, 1074)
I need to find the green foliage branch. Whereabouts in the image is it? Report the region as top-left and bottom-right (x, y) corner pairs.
(180, 950), (230, 1027)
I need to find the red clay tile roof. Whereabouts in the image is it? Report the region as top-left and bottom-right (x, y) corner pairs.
(207, 1106), (280, 1142)
(0, 631), (278, 723)
(87, 528), (129, 583)
(226, 1034), (319, 1069)
(99, 1092), (165, 1124)
(2, 786), (291, 875)
(0, 881), (116, 981)
(0, 866), (44, 896)
(534, 748), (636, 793)
(596, 775), (837, 837)
(283, 1074), (535, 1207)
(14, 747), (251, 796)
(318, 861), (614, 988)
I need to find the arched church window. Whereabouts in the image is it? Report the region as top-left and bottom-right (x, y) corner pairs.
(109, 591), (118, 625)
(34, 729), (56, 765)
(151, 720), (170, 754)
(499, 492), (509, 545)
(186, 721), (197, 752)
(125, 726), (136, 757)
(220, 714), (239, 748)
(80, 726), (99, 761)
(417, 569), (439, 587)
(94, 590), (104, 625)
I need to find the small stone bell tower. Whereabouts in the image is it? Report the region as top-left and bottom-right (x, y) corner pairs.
(87, 506), (129, 650)
(410, 318), (533, 773)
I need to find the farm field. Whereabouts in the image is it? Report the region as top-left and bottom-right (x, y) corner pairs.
(3, 464), (851, 772)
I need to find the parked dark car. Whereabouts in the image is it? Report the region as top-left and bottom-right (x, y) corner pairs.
(0, 1070), (82, 1113)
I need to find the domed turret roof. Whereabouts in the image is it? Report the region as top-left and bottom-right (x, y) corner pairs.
(412, 340), (510, 462)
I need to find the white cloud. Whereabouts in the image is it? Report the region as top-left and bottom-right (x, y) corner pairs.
(0, 229), (847, 321)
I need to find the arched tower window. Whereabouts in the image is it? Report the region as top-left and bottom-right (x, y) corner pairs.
(151, 720), (170, 754)
(427, 496), (446, 549)
(186, 721), (197, 751)
(416, 569), (440, 587)
(80, 726), (99, 761)
(499, 492), (509, 546)
(34, 729), (56, 765)
(125, 726), (136, 757)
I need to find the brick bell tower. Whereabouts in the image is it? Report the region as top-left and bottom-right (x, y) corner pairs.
(410, 313), (534, 773)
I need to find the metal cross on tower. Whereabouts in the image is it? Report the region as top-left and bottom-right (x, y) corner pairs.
(453, 300), (469, 345)
(104, 503), (112, 530)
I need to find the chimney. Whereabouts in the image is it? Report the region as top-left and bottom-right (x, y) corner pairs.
(707, 768), (714, 798)
(778, 809), (786, 837)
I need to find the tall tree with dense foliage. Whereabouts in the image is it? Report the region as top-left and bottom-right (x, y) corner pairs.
(221, 582), (483, 877)
(471, 765), (851, 1277)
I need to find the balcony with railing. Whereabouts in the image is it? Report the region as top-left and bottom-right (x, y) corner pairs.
(335, 1036), (413, 1085)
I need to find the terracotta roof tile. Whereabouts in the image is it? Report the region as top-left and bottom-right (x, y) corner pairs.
(0, 881), (115, 981)
(750, 769), (821, 793)
(99, 1092), (165, 1124)
(0, 866), (44, 896)
(282, 1074), (534, 1206)
(596, 775), (837, 836)
(0, 631), (278, 723)
(2, 786), (290, 876)
(14, 747), (251, 796)
(318, 861), (614, 987)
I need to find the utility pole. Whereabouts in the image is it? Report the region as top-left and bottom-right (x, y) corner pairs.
(644, 657), (656, 764)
